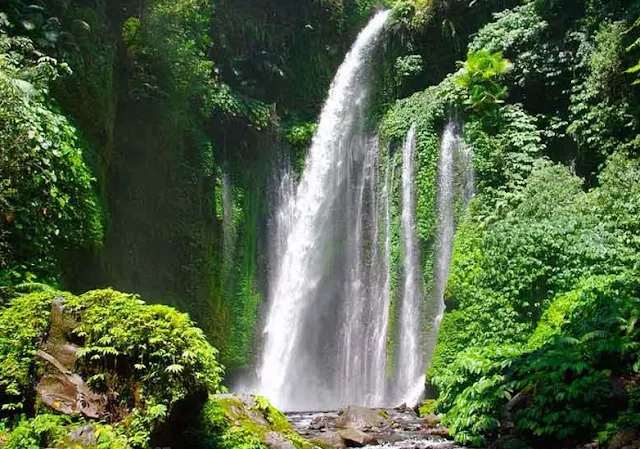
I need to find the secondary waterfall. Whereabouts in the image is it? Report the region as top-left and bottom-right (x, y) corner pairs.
(395, 123), (424, 406)
(393, 122), (474, 407)
(420, 121), (474, 370)
(256, 11), (391, 411)
(433, 123), (469, 331)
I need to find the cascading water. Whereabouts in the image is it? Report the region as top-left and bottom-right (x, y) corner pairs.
(255, 11), (391, 411)
(221, 170), (234, 267)
(366, 154), (394, 406)
(395, 123), (424, 406)
(393, 121), (474, 407)
(433, 123), (467, 332)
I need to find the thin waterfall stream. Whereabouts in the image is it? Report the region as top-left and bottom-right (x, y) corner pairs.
(396, 123), (424, 406)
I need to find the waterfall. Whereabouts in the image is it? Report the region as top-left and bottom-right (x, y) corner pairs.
(368, 155), (394, 405)
(339, 135), (391, 406)
(395, 124), (424, 406)
(221, 170), (233, 267)
(433, 123), (463, 331)
(394, 121), (474, 407)
(255, 11), (391, 411)
(268, 161), (295, 287)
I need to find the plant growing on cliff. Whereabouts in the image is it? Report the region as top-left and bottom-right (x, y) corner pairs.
(0, 30), (103, 286)
(456, 50), (511, 119)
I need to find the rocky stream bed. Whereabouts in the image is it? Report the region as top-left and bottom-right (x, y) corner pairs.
(285, 405), (461, 449)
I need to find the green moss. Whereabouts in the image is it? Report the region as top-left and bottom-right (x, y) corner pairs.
(189, 395), (312, 449)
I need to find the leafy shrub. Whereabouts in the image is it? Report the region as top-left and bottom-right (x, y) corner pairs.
(0, 32), (103, 285)
(435, 274), (640, 447)
(433, 149), (640, 446)
(456, 50), (511, 115)
(0, 289), (224, 448)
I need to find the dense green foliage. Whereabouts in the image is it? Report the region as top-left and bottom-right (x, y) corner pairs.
(0, 289), (224, 448)
(0, 28), (102, 289)
(386, 1), (640, 447)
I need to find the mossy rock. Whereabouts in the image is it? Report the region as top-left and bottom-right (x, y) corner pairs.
(0, 289), (224, 449)
(187, 394), (314, 449)
(418, 399), (437, 417)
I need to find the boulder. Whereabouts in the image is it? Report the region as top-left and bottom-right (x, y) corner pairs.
(313, 431), (347, 449)
(335, 405), (388, 430)
(211, 394), (313, 449)
(422, 414), (440, 429)
(338, 428), (377, 447)
(264, 431), (297, 449)
(310, 414), (330, 430)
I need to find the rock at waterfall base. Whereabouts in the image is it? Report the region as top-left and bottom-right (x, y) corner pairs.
(313, 431), (347, 449)
(264, 431), (297, 449)
(336, 405), (389, 430)
(337, 427), (377, 447)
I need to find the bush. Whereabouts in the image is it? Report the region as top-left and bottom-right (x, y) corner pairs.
(0, 32), (103, 285)
(0, 289), (224, 448)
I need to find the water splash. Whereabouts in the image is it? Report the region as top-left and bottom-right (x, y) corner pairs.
(256, 11), (391, 411)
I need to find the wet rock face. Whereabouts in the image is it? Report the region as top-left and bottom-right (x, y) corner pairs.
(35, 299), (107, 419)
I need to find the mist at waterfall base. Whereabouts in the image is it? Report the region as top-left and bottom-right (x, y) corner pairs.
(236, 11), (474, 412)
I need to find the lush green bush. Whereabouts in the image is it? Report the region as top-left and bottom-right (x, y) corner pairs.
(0, 289), (224, 448)
(431, 150), (640, 446)
(0, 31), (102, 286)
(434, 273), (640, 447)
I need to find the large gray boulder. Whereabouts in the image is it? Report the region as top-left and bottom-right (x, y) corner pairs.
(313, 431), (347, 449)
(336, 405), (388, 430)
(337, 428), (377, 447)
